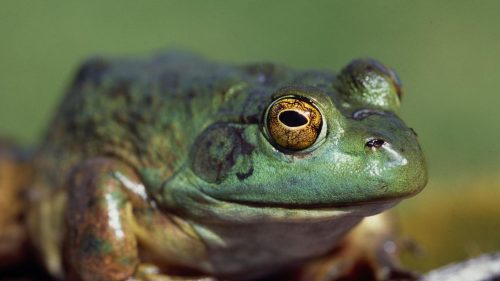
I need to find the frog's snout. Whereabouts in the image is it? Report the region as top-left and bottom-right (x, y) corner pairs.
(361, 128), (427, 198)
(365, 138), (409, 167)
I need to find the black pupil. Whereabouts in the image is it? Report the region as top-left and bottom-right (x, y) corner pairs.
(279, 110), (308, 127)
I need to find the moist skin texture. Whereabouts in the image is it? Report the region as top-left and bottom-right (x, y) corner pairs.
(2, 52), (426, 281)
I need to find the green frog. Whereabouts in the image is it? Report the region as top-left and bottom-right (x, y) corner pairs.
(0, 52), (427, 281)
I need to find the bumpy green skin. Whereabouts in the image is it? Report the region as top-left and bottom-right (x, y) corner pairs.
(28, 52), (427, 281)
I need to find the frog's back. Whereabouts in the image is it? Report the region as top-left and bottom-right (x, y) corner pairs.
(34, 52), (265, 189)
(29, 52), (274, 275)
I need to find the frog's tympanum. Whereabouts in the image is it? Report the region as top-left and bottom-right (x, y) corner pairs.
(0, 52), (427, 281)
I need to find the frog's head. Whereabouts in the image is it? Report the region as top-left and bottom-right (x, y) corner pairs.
(158, 59), (427, 222)
(150, 58), (427, 278)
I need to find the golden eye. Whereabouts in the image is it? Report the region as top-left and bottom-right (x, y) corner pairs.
(266, 97), (323, 151)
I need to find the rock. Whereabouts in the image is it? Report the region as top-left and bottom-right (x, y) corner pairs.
(423, 252), (500, 281)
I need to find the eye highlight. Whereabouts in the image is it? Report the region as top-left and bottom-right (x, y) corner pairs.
(266, 97), (323, 151)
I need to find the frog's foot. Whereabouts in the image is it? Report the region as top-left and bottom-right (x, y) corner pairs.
(295, 213), (419, 281)
(129, 264), (218, 281)
(295, 249), (418, 281)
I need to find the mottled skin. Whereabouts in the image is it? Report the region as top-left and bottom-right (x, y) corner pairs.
(0, 52), (427, 281)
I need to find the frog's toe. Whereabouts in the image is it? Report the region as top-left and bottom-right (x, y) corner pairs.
(342, 261), (420, 281)
(383, 267), (420, 281)
(131, 263), (218, 281)
(291, 213), (420, 281)
(293, 256), (419, 281)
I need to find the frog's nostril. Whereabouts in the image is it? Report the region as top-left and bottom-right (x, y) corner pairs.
(365, 138), (386, 149)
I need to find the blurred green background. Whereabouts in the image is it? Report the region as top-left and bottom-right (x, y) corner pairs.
(1, 0), (499, 273)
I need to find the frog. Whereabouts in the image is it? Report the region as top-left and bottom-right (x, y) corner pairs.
(0, 51), (427, 281)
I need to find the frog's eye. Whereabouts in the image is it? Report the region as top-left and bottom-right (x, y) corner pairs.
(265, 97), (323, 151)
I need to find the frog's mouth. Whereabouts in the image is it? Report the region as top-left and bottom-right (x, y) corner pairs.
(221, 192), (413, 210)
(176, 187), (402, 223)
(159, 169), (407, 223)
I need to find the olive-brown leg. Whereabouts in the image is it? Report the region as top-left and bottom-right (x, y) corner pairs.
(294, 213), (418, 281)
(64, 158), (218, 281)
(64, 158), (141, 281)
(0, 141), (31, 266)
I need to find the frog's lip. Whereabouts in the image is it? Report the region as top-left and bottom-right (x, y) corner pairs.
(204, 181), (424, 212)
(204, 186), (420, 210)
(184, 188), (404, 223)
(221, 195), (405, 210)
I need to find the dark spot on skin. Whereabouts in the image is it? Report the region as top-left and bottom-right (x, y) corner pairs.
(230, 88), (268, 125)
(239, 136), (255, 155)
(129, 111), (145, 124)
(191, 123), (255, 183)
(80, 232), (112, 256)
(348, 71), (363, 91)
(124, 117), (142, 141)
(352, 109), (393, 120)
(74, 57), (109, 87)
(186, 89), (197, 99)
(86, 198), (98, 209)
(240, 115), (260, 124)
(144, 94), (155, 107)
(109, 80), (132, 103)
(81, 120), (98, 139)
(236, 166), (254, 181)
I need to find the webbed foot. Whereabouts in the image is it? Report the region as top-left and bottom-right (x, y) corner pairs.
(293, 213), (419, 281)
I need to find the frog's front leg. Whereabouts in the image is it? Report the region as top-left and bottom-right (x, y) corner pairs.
(64, 158), (216, 281)
(295, 212), (418, 281)
(64, 158), (143, 281)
